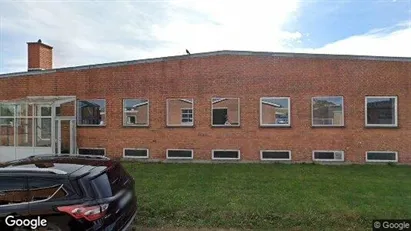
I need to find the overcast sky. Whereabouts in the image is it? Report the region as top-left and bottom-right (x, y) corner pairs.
(0, 0), (410, 74)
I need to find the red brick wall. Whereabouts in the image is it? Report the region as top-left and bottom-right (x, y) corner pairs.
(0, 55), (410, 163)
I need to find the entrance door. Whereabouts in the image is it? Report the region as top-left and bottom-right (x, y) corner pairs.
(55, 118), (76, 154)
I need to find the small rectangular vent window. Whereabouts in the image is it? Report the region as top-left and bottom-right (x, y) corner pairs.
(261, 151), (291, 160)
(313, 151), (344, 161)
(167, 149), (193, 159)
(212, 150), (240, 160)
(366, 151), (397, 162)
(124, 149), (149, 158)
(78, 148), (105, 156)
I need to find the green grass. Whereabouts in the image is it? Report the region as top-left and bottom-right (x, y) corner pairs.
(123, 162), (411, 230)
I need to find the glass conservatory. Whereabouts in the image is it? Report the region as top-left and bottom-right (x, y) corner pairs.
(0, 96), (76, 162)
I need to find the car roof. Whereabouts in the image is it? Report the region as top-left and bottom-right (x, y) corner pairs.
(0, 154), (115, 179)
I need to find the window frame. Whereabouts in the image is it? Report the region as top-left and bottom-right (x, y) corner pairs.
(212, 149), (241, 160)
(78, 147), (106, 156)
(365, 151), (398, 163)
(77, 99), (106, 127)
(311, 96), (344, 127)
(123, 148), (149, 159)
(260, 150), (292, 161)
(166, 149), (194, 160)
(365, 96), (398, 128)
(211, 98), (241, 127)
(123, 99), (149, 127)
(166, 99), (194, 127)
(312, 150), (345, 162)
(259, 97), (291, 127)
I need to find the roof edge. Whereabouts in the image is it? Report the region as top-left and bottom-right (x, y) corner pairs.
(1, 50), (410, 78)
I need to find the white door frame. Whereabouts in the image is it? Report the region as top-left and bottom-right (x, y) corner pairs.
(55, 117), (76, 154)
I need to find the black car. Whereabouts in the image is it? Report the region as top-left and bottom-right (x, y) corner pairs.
(0, 154), (137, 231)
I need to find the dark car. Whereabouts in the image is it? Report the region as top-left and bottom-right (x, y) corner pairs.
(0, 154), (137, 231)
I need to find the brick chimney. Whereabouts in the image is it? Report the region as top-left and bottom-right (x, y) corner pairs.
(27, 39), (53, 71)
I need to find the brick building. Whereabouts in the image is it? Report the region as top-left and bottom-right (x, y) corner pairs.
(0, 40), (410, 163)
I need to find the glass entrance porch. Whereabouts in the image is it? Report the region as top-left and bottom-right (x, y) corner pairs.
(0, 96), (77, 162)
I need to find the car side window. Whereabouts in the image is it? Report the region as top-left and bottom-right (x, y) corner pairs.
(28, 178), (67, 202)
(0, 176), (29, 205)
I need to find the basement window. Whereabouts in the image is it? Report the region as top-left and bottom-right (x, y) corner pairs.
(260, 97), (290, 126)
(123, 148), (149, 159)
(365, 96), (398, 127)
(312, 96), (344, 126)
(77, 100), (106, 126)
(211, 98), (240, 127)
(123, 99), (149, 126)
(166, 149), (193, 159)
(260, 150), (291, 160)
(366, 151), (398, 163)
(167, 99), (194, 126)
(312, 150), (344, 162)
(212, 150), (240, 160)
(78, 148), (106, 156)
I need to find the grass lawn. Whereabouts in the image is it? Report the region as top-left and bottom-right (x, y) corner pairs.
(123, 162), (411, 230)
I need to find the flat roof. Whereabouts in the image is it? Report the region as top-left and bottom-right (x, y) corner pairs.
(1, 50), (410, 79)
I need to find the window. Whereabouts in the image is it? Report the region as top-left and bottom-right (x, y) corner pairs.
(91, 163), (130, 198)
(260, 97), (290, 126)
(0, 104), (15, 146)
(166, 149), (193, 159)
(0, 104), (14, 117)
(0, 103), (53, 147)
(123, 148), (149, 158)
(167, 99), (194, 126)
(1, 120), (14, 146)
(78, 148), (106, 156)
(365, 96), (398, 127)
(91, 164), (131, 198)
(212, 150), (240, 160)
(77, 99), (106, 126)
(312, 150), (344, 162)
(312, 96), (344, 126)
(260, 150), (291, 160)
(17, 118), (34, 147)
(91, 174), (112, 198)
(28, 178), (66, 202)
(0, 104), (14, 126)
(37, 105), (52, 141)
(366, 151), (398, 163)
(211, 98), (240, 126)
(123, 99), (149, 126)
(0, 176), (28, 205)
